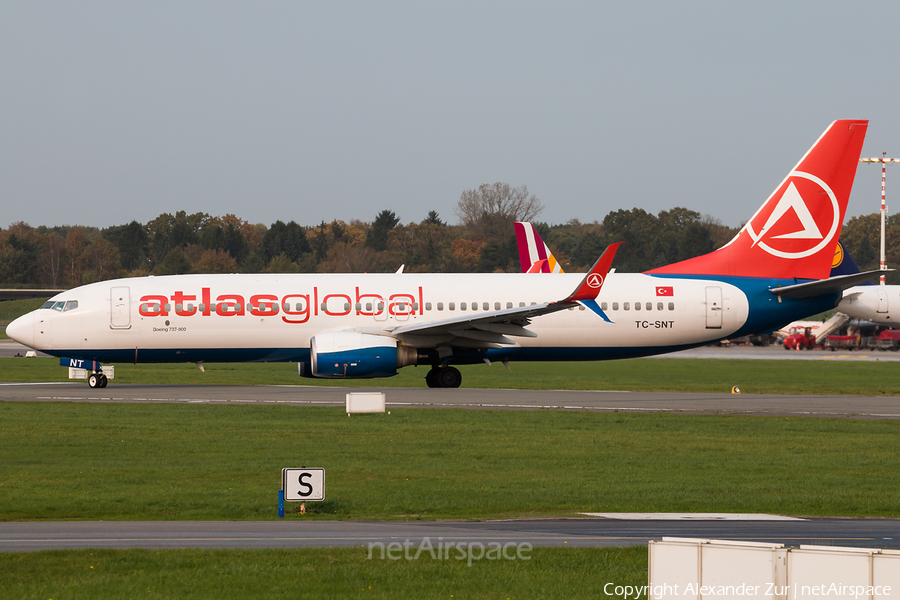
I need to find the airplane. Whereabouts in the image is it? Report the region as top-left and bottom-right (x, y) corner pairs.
(832, 242), (898, 326)
(6, 120), (872, 389)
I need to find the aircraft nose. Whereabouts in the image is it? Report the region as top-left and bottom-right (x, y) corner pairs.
(6, 313), (35, 348)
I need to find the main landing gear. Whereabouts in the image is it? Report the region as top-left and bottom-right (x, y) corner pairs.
(88, 371), (108, 389)
(425, 366), (462, 388)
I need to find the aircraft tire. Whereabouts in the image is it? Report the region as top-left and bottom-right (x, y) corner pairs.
(88, 374), (101, 389)
(425, 368), (439, 388)
(438, 366), (462, 388)
(99, 374), (108, 388)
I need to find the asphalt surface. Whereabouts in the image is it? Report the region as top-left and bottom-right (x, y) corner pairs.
(1, 382), (898, 419)
(1, 517), (899, 552)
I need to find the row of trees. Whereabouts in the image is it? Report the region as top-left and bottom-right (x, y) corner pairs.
(1, 182), (895, 287)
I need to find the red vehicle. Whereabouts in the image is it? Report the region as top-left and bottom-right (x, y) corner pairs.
(783, 326), (816, 350)
(869, 329), (900, 351)
(824, 334), (858, 351)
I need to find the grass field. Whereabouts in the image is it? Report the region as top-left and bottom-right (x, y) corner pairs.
(2, 402), (898, 521)
(2, 320), (896, 597)
(0, 546), (646, 599)
(2, 355), (900, 394)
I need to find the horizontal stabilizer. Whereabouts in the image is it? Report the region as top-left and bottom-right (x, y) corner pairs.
(769, 269), (890, 299)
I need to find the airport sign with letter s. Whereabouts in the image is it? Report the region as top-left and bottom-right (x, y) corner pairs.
(282, 468), (325, 501)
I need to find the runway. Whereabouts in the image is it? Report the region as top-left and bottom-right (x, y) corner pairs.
(1, 382), (899, 419)
(2, 517), (899, 552)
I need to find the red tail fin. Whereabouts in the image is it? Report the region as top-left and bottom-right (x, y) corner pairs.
(648, 120), (868, 280)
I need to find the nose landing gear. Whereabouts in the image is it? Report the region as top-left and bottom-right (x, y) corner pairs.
(88, 371), (108, 389)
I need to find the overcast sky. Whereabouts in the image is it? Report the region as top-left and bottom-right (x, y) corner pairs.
(2, 1), (899, 231)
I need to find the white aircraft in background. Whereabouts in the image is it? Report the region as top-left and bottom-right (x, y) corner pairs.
(831, 244), (898, 326)
(7, 120), (874, 388)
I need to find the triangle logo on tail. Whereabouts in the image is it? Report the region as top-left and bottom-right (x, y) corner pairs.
(745, 171), (839, 259)
(753, 181), (823, 244)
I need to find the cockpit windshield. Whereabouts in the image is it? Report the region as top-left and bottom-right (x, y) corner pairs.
(40, 300), (78, 312)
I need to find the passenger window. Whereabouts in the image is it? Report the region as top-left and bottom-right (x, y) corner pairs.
(471, 302), (477, 311)
(623, 302), (630, 310)
(486, 302), (491, 311)
(519, 302), (525, 307)
(449, 302), (455, 311)
(425, 302), (432, 311)
(634, 302), (640, 311)
(63, 300), (78, 312)
(657, 302), (663, 311)
(494, 302), (500, 310)
(437, 302), (444, 311)
(668, 302), (675, 310)
(646, 302), (652, 311)
(612, 302), (619, 310)
(600, 302), (608, 310)
(506, 302), (512, 309)
(460, 302), (467, 311)
(366, 302), (373, 311)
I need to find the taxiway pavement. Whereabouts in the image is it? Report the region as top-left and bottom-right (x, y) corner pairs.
(2, 517), (899, 552)
(1, 382), (898, 419)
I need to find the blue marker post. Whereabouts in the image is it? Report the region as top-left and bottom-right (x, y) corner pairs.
(278, 490), (285, 518)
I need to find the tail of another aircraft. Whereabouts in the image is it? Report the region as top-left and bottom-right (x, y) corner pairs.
(515, 222), (564, 273)
(649, 120), (868, 280)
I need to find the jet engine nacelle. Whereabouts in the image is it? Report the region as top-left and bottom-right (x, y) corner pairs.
(309, 332), (419, 378)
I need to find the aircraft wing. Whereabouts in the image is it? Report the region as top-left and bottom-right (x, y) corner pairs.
(390, 243), (621, 349)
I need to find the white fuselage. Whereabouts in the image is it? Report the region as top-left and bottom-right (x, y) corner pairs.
(837, 284), (899, 327)
(9, 272), (750, 362)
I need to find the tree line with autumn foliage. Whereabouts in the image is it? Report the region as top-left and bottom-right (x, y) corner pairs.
(0, 182), (895, 288)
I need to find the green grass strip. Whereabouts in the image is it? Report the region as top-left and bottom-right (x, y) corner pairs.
(0, 546), (645, 599)
(2, 356), (899, 394)
(1, 403), (898, 521)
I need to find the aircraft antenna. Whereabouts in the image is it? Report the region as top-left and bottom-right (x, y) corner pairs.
(859, 154), (900, 284)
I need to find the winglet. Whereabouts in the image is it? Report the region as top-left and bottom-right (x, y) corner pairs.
(564, 242), (622, 303)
